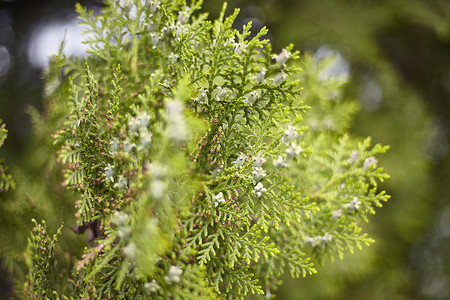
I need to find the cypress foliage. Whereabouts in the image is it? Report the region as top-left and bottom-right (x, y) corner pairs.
(1, 0), (390, 298)
(0, 120), (15, 192)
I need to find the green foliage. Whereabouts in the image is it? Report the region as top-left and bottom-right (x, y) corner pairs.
(18, 0), (389, 298)
(24, 219), (64, 299)
(0, 120), (15, 192)
(293, 55), (390, 263)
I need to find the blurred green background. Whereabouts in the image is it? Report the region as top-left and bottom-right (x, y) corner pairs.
(0, 0), (449, 298)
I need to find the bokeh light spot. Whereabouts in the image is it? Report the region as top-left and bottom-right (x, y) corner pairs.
(0, 46), (11, 78)
(314, 46), (350, 84)
(27, 18), (89, 69)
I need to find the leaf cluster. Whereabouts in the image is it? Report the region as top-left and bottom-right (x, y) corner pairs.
(19, 0), (390, 299)
(0, 120), (15, 192)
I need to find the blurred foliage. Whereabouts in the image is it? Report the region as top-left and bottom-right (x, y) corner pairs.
(202, 0), (450, 299)
(1, 0), (392, 298)
(0, 0), (448, 298)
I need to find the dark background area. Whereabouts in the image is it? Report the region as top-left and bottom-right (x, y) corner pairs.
(0, 0), (449, 298)
(0, 0), (102, 155)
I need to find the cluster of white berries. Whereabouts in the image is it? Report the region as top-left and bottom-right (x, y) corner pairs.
(212, 125), (304, 207)
(286, 142), (303, 160)
(173, 24), (188, 41)
(250, 48), (290, 86)
(114, 174), (128, 190)
(213, 152), (270, 208)
(167, 99), (188, 142)
(252, 153), (266, 167)
(112, 210), (129, 226)
(363, 156), (378, 170)
(253, 182), (266, 198)
(235, 153), (246, 168)
(107, 112), (152, 177)
(110, 138), (120, 154)
(348, 150), (359, 164)
(139, 130), (152, 150)
(120, 0), (136, 17)
(195, 46), (291, 108)
(165, 266), (183, 284)
(144, 279), (161, 294)
(244, 90), (259, 106)
(213, 192), (225, 207)
(146, 2), (191, 49)
(210, 167), (222, 178)
(148, 162), (168, 199)
(273, 48), (291, 86)
(216, 86), (232, 101)
(281, 125), (298, 144)
(274, 155), (288, 169)
(149, 0), (160, 13)
(195, 87), (208, 104)
(274, 48), (291, 66)
(254, 68), (266, 84)
(177, 11), (187, 24)
(104, 162), (128, 190)
(123, 138), (136, 153)
(128, 112), (151, 133)
(194, 85), (239, 105)
(332, 209), (342, 219)
(272, 72), (286, 86)
(251, 153), (267, 196)
(348, 150), (378, 171)
(150, 32), (160, 49)
(305, 233), (333, 247)
(284, 126), (302, 160)
(344, 196), (362, 211)
(123, 242), (137, 260)
(252, 167), (266, 185)
(104, 164), (115, 183)
(112, 211), (131, 242)
(234, 42), (247, 55)
(272, 125), (302, 168)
